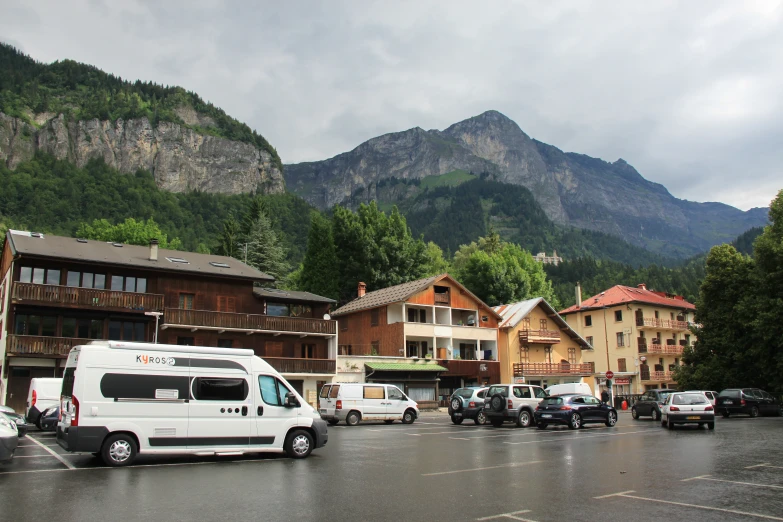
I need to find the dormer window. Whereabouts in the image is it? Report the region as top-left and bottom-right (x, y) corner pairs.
(166, 257), (189, 264)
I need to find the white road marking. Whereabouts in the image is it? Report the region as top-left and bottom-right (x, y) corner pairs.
(422, 460), (541, 477)
(595, 491), (783, 521)
(449, 437), (471, 441)
(0, 456), (285, 475)
(682, 475), (783, 490)
(746, 463), (783, 470)
(503, 429), (655, 445)
(26, 435), (74, 470)
(12, 454), (62, 459)
(477, 509), (536, 521)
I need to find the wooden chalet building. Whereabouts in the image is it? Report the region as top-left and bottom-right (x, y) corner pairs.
(0, 230), (337, 412)
(331, 274), (501, 409)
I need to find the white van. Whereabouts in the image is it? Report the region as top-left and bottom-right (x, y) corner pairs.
(319, 383), (418, 426)
(545, 382), (593, 397)
(26, 378), (63, 428)
(56, 341), (327, 466)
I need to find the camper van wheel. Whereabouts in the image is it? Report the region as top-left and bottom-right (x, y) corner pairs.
(402, 409), (416, 424)
(346, 411), (361, 426)
(101, 434), (137, 467)
(285, 430), (314, 459)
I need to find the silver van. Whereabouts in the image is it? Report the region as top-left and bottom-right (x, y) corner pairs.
(319, 383), (419, 426)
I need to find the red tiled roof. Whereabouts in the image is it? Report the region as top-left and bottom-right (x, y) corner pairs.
(559, 285), (696, 315)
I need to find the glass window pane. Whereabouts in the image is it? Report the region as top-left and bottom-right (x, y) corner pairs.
(111, 276), (124, 291)
(19, 267), (32, 283)
(108, 321), (122, 340)
(276, 379), (291, 404)
(62, 318), (77, 338)
(90, 320), (103, 339)
(123, 322), (133, 340)
(124, 277), (136, 292)
(94, 274), (106, 289)
(134, 323), (145, 341)
(267, 303), (288, 317)
(136, 278), (146, 293)
(259, 375), (282, 406)
(15, 315), (28, 335)
(28, 315), (41, 335)
(46, 269), (60, 285)
(195, 378), (247, 401)
(33, 268), (45, 284)
(41, 316), (57, 337)
(82, 273), (94, 288)
(67, 272), (81, 287)
(77, 320), (89, 339)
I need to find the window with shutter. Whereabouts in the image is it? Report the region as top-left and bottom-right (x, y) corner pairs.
(217, 296), (236, 313)
(265, 341), (283, 357)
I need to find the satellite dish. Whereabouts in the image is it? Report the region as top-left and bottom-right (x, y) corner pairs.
(323, 313), (331, 320)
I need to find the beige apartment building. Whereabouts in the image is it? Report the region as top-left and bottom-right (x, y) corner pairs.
(559, 284), (697, 396)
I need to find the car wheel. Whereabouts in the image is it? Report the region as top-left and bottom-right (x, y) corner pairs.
(450, 397), (463, 413)
(402, 409), (416, 424)
(722, 411), (730, 418)
(777, 406), (783, 417)
(327, 419), (339, 426)
(667, 420), (674, 430)
(384, 420), (394, 424)
(605, 410), (618, 427)
(537, 423), (547, 430)
(346, 411), (361, 426)
(651, 408), (660, 422)
(631, 407), (639, 420)
(101, 434), (138, 467)
(490, 419), (503, 427)
(568, 412), (582, 430)
(750, 406), (759, 418)
(451, 415), (464, 425)
(475, 410), (486, 425)
(490, 394), (505, 413)
(516, 410), (532, 428)
(284, 429), (313, 459)
(708, 422), (715, 430)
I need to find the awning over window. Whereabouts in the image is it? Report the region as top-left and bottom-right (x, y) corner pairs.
(364, 362), (448, 372)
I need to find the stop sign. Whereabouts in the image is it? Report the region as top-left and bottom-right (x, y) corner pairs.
(605, 370), (614, 380)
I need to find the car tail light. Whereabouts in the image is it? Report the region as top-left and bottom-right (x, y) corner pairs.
(535, 406), (540, 411)
(741, 399), (746, 406)
(31, 390), (37, 407)
(559, 406), (572, 411)
(670, 406), (680, 411)
(71, 396), (80, 427)
(705, 406), (713, 411)
(336, 400), (342, 410)
(508, 400), (513, 409)
(469, 401), (476, 408)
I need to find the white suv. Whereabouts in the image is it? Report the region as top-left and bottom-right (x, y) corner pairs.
(483, 384), (548, 428)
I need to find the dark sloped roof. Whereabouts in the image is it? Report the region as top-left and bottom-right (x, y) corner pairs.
(8, 230), (274, 282)
(253, 288), (336, 304)
(332, 275), (441, 316)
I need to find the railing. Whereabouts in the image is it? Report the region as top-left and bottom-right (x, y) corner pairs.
(263, 357), (336, 374)
(6, 335), (93, 357)
(638, 343), (683, 355)
(640, 370), (674, 381)
(635, 317), (689, 330)
(12, 282), (163, 312)
(514, 362), (595, 376)
(164, 308), (337, 335)
(519, 329), (561, 344)
(434, 293), (450, 305)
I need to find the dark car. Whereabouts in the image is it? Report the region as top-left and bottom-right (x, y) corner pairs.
(448, 387), (488, 425)
(0, 405), (29, 438)
(38, 406), (60, 432)
(716, 388), (782, 418)
(631, 389), (677, 421)
(534, 394), (618, 430)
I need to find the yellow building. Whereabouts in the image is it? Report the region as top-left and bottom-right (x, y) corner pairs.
(495, 298), (594, 393)
(559, 283), (697, 396)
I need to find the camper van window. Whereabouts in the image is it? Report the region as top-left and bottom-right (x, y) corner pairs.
(194, 378), (248, 401)
(259, 375), (290, 406)
(61, 368), (76, 398)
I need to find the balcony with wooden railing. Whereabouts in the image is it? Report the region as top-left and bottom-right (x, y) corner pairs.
(635, 317), (689, 330)
(6, 334), (93, 358)
(514, 362), (595, 377)
(434, 292), (450, 306)
(637, 342), (683, 355)
(519, 329), (561, 344)
(640, 370), (675, 382)
(263, 357), (336, 374)
(12, 282), (163, 312)
(163, 308), (337, 336)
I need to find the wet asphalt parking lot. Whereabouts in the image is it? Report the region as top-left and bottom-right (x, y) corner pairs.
(1, 412), (782, 522)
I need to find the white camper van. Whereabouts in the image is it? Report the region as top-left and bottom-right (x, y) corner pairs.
(544, 382), (592, 397)
(318, 383), (419, 426)
(26, 378), (63, 428)
(56, 341), (327, 466)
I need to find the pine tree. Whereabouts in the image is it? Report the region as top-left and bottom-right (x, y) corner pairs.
(298, 212), (339, 300)
(244, 209), (290, 283)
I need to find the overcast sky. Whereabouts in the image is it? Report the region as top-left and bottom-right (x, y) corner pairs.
(2, 0), (781, 210)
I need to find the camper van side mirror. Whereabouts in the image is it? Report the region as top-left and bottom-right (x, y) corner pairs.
(285, 392), (300, 408)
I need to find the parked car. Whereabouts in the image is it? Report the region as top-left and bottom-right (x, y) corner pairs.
(449, 387), (488, 425)
(38, 407), (59, 432)
(685, 390), (718, 407)
(661, 392), (715, 430)
(715, 388), (782, 418)
(0, 414), (18, 464)
(631, 389), (677, 421)
(483, 384), (548, 428)
(26, 378), (62, 429)
(0, 405), (28, 437)
(319, 383), (419, 426)
(534, 394), (618, 430)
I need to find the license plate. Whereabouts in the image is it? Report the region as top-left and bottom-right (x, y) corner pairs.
(542, 414), (552, 418)
(454, 413), (462, 417)
(686, 416), (700, 420)
(723, 400), (733, 404)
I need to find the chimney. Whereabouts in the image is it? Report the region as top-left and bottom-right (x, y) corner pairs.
(637, 283), (647, 291)
(358, 282), (366, 298)
(149, 238), (159, 261)
(575, 282), (582, 307)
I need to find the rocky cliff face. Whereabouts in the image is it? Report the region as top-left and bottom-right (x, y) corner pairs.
(285, 110), (768, 256)
(0, 112), (284, 194)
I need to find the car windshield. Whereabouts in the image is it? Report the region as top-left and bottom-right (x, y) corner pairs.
(456, 389), (475, 399)
(487, 386), (508, 397)
(541, 397), (564, 406)
(673, 394), (708, 405)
